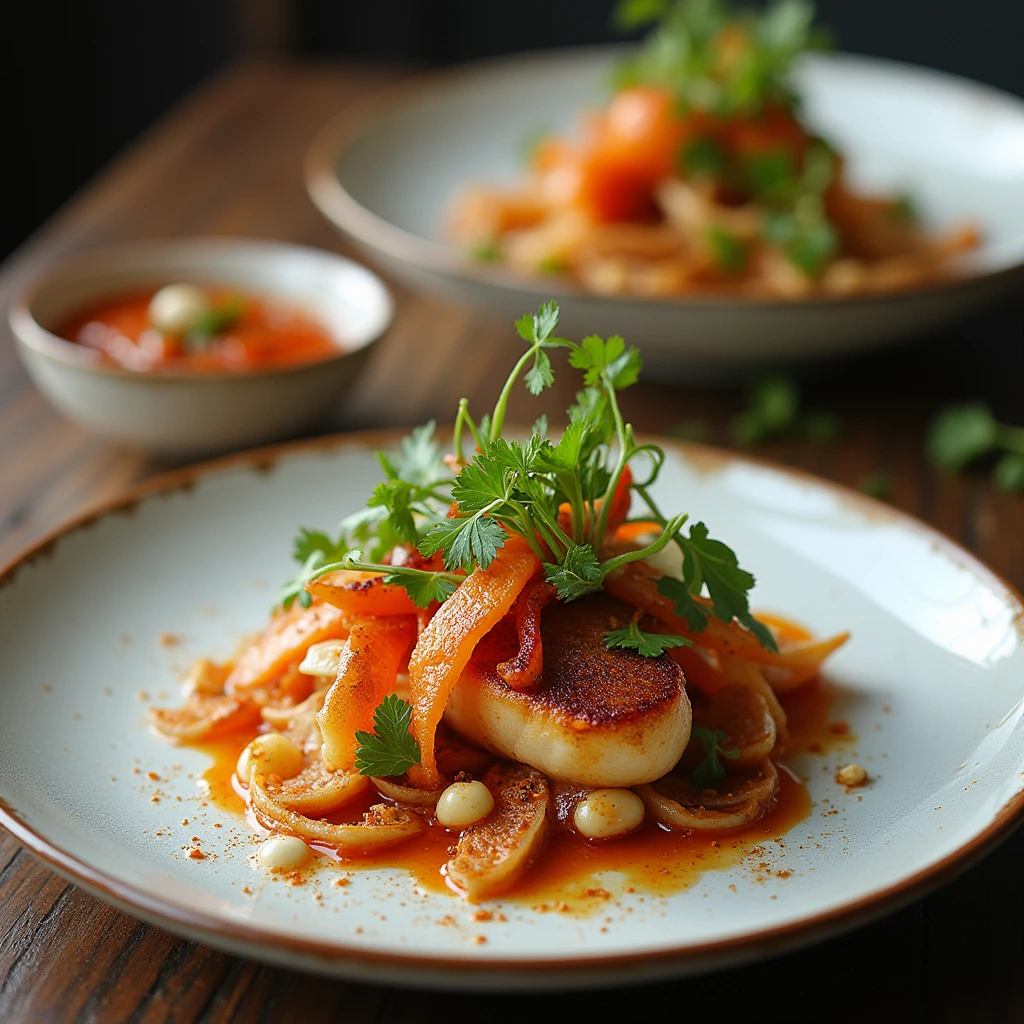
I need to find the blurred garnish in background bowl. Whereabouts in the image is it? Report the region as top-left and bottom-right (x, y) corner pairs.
(927, 403), (1024, 492)
(448, 0), (980, 300)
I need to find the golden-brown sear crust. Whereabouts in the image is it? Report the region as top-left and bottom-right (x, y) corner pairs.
(472, 593), (684, 727)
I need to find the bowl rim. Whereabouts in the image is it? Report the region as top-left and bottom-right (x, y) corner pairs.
(304, 44), (1024, 314)
(8, 235), (395, 383)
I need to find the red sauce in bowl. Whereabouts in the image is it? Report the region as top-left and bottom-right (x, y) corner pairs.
(56, 287), (341, 373)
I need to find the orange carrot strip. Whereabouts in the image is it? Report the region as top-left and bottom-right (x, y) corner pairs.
(317, 616), (417, 772)
(225, 601), (351, 694)
(406, 536), (540, 788)
(307, 569), (419, 618)
(605, 560), (849, 669)
(614, 520), (662, 544)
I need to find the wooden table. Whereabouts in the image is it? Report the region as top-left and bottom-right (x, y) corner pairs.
(1, 61), (1023, 1024)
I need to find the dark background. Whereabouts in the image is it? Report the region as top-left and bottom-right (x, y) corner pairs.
(3, 0), (1024, 265)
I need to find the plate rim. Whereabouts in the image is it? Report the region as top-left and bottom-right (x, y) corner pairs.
(1, 428), (1023, 988)
(304, 44), (1024, 315)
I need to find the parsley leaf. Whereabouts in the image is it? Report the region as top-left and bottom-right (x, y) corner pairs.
(383, 568), (459, 608)
(293, 527), (344, 565)
(391, 420), (448, 487)
(419, 514), (507, 573)
(524, 347), (555, 395)
(655, 524), (778, 652)
(544, 543), (604, 602)
(354, 695), (421, 777)
(276, 527), (349, 610)
(689, 725), (740, 789)
(569, 335), (643, 390)
(605, 619), (691, 656)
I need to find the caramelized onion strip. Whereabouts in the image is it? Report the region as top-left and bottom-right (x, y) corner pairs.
(149, 694), (261, 742)
(270, 760), (370, 815)
(250, 773), (425, 853)
(372, 777), (443, 806)
(636, 759), (779, 831)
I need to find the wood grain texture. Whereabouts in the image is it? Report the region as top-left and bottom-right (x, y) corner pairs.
(0, 61), (1022, 1024)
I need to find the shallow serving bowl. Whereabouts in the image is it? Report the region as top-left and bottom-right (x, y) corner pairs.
(8, 238), (393, 456)
(306, 47), (1024, 380)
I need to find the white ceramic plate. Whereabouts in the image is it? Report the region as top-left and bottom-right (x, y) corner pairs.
(306, 47), (1024, 380)
(1, 433), (1023, 991)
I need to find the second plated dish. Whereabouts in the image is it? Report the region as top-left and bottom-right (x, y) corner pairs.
(307, 46), (1024, 378)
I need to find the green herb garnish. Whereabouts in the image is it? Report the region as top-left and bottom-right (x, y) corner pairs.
(279, 300), (777, 644)
(612, 0), (830, 117)
(689, 725), (741, 789)
(183, 294), (245, 351)
(353, 695), (422, 777)
(731, 372), (842, 445)
(605, 617), (691, 657)
(707, 225), (748, 274)
(858, 472), (892, 501)
(927, 403), (1024, 492)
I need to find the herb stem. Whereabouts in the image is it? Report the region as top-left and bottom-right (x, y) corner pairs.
(490, 346), (538, 443)
(599, 512), (689, 575)
(592, 374), (631, 550)
(308, 558), (463, 589)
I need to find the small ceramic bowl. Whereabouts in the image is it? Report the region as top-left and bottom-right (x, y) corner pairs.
(9, 238), (393, 456)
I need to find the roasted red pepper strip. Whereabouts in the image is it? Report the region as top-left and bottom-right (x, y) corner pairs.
(496, 577), (558, 691)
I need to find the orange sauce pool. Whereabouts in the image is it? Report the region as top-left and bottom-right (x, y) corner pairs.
(56, 287), (340, 373)
(192, 673), (853, 909)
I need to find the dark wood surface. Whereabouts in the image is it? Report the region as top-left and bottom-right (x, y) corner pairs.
(1, 61), (1023, 1024)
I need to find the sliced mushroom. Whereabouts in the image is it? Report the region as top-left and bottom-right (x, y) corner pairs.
(636, 759), (779, 831)
(149, 693), (261, 742)
(690, 684), (777, 769)
(446, 763), (550, 902)
(250, 773), (425, 853)
(269, 758), (370, 815)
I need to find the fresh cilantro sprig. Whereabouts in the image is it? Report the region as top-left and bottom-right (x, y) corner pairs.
(927, 402), (1024, 493)
(606, 617), (691, 657)
(353, 694), (422, 777)
(689, 725), (740, 789)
